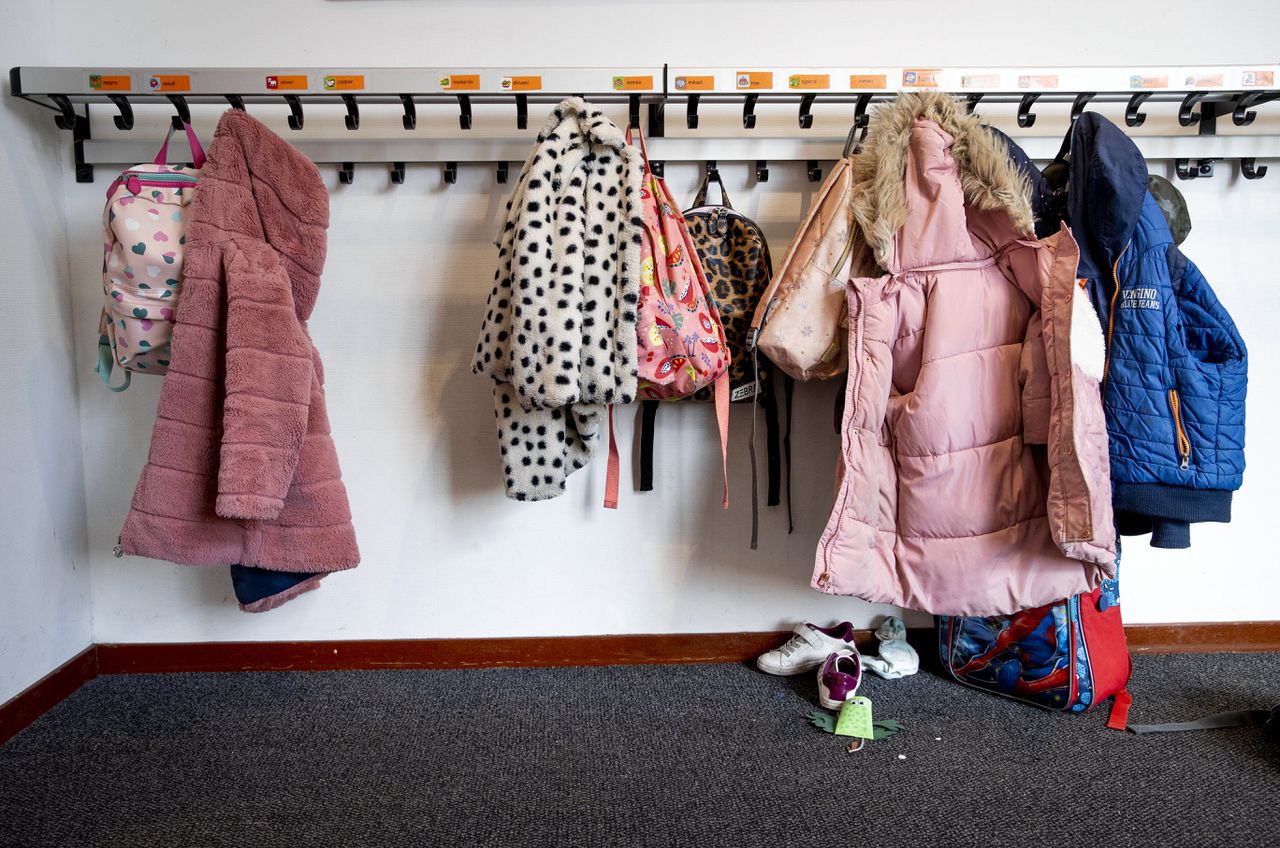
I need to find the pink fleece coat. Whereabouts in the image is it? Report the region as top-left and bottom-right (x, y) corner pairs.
(813, 93), (1115, 616)
(120, 109), (360, 577)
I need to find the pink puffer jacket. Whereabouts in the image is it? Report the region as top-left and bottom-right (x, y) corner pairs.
(813, 93), (1115, 616)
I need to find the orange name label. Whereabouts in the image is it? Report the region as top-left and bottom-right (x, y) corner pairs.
(148, 74), (190, 92)
(501, 76), (541, 91)
(789, 74), (830, 90)
(902, 68), (942, 87)
(673, 75), (715, 91)
(850, 74), (888, 89)
(1019, 74), (1059, 89)
(265, 75), (307, 91)
(736, 72), (773, 89)
(1129, 74), (1169, 89)
(612, 75), (654, 90)
(89, 74), (130, 91)
(1242, 70), (1275, 87)
(323, 74), (365, 91)
(440, 74), (480, 91)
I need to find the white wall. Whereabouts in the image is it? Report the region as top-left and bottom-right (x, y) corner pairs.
(19, 0), (1280, 645)
(0, 1), (92, 702)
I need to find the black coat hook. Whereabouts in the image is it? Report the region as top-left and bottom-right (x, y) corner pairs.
(390, 162), (406, 184)
(400, 95), (416, 131)
(1070, 92), (1095, 123)
(167, 94), (190, 130)
(743, 93), (759, 129)
(284, 95), (304, 130)
(705, 160), (719, 182)
(1178, 92), (1207, 127)
(1017, 93), (1040, 128)
(341, 95), (359, 130)
(338, 162), (355, 184)
(225, 95), (246, 112)
(1231, 91), (1277, 127)
(1125, 92), (1152, 127)
(755, 160), (769, 182)
(457, 94), (472, 130)
(1240, 158), (1267, 180)
(48, 94), (79, 130)
(48, 94), (78, 130)
(515, 94), (528, 130)
(965, 93), (983, 115)
(686, 93), (700, 129)
(629, 94), (641, 130)
(496, 161), (509, 184)
(1175, 158), (1215, 180)
(650, 161), (665, 179)
(853, 93), (872, 131)
(443, 162), (457, 184)
(806, 160), (822, 182)
(798, 94), (816, 129)
(107, 94), (133, 130)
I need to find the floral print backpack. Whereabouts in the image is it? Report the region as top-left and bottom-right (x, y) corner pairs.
(628, 125), (731, 507)
(96, 122), (205, 391)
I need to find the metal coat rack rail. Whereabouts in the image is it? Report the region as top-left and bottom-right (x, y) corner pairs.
(10, 64), (1280, 184)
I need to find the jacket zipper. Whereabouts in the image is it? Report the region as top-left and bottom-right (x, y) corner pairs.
(1101, 242), (1130, 388)
(817, 286), (866, 590)
(1168, 389), (1192, 469)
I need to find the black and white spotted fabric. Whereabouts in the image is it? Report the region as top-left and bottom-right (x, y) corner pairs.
(473, 98), (643, 501)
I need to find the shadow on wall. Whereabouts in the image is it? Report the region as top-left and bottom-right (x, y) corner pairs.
(25, 342), (90, 583)
(419, 176), (508, 503)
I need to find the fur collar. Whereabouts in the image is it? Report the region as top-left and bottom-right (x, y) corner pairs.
(851, 91), (1035, 269)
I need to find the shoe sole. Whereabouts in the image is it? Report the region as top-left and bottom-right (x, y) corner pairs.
(817, 681), (856, 711)
(755, 657), (825, 676)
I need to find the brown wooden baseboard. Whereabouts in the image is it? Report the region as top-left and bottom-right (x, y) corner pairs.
(1125, 620), (1280, 654)
(0, 647), (98, 746)
(95, 631), (797, 674)
(5, 621), (1279, 746)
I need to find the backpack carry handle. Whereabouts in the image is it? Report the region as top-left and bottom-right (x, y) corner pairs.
(693, 168), (733, 210)
(154, 121), (207, 169)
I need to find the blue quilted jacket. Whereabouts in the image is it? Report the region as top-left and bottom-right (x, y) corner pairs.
(1053, 114), (1247, 548)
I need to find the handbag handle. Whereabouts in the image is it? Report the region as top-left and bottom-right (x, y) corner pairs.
(154, 121), (207, 169)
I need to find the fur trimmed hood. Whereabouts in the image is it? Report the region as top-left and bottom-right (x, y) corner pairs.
(851, 91), (1035, 269)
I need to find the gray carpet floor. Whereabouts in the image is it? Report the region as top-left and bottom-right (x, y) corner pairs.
(1, 653), (1277, 847)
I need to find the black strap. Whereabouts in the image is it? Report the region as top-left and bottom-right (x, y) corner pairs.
(760, 363), (781, 507)
(639, 400), (659, 492)
(1129, 706), (1278, 736)
(749, 350), (762, 550)
(782, 373), (794, 534)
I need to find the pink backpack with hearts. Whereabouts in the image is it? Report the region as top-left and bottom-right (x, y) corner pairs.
(627, 125), (732, 506)
(96, 122), (205, 391)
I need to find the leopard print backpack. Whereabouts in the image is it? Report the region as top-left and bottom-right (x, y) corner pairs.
(638, 167), (790, 547)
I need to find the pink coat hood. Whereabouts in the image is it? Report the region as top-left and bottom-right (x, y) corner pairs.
(120, 109), (360, 580)
(814, 92), (1115, 616)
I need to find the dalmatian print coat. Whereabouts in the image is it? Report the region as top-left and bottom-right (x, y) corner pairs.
(473, 98), (643, 501)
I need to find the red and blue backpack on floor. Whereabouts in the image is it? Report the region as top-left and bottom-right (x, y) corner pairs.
(937, 554), (1132, 730)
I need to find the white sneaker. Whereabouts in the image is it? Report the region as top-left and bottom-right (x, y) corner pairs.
(756, 622), (858, 676)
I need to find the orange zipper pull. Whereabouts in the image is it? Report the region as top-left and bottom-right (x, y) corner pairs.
(1169, 389), (1192, 470)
